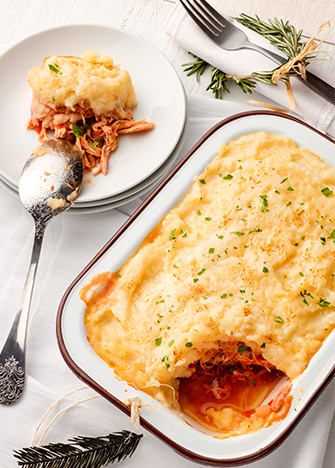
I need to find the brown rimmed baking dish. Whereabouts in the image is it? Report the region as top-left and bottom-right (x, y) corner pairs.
(56, 110), (335, 465)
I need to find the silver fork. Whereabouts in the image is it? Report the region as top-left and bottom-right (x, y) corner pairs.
(180, 0), (335, 104)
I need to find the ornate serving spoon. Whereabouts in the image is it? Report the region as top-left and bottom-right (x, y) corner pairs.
(0, 139), (83, 405)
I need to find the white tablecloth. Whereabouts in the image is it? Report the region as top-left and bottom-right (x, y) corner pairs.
(0, 93), (334, 468)
(0, 0), (334, 465)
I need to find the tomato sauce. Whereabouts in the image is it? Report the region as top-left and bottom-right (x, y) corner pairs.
(178, 363), (284, 431)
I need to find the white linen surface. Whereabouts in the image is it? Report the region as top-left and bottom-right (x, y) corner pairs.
(0, 93), (334, 467)
(163, 2), (335, 139)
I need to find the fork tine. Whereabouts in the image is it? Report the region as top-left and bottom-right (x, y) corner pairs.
(179, 0), (221, 38)
(194, 0), (227, 28)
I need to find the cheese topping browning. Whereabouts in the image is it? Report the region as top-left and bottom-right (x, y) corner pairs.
(81, 132), (335, 436)
(27, 49), (137, 115)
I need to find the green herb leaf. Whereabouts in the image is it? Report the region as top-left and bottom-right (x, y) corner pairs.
(260, 194), (268, 212)
(155, 337), (162, 346)
(318, 298), (331, 308)
(274, 316), (284, 324)
(199, 179), (206, 184)
(230, 231), (245, 236)
(197, 268), (206, 275)
(238, 344), (248, 353)
(48, 63), (60, 73)
(169, 229), (177, 241)
(223, 174), (233, 180)
(69, 121), (85, 138)
(321, 187), (333, 197)
(185, 342), (193, 348)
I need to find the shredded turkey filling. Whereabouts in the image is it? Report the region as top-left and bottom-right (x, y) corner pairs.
(26, 95), (155, 176)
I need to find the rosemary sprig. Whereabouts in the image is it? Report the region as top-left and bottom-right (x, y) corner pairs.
(182, 14), (313, 98)
(236, 14), (306, 60)
(13, 430), (143, 468)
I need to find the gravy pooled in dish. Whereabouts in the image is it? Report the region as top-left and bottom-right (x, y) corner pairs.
(80, 132), (335, 437)
(26, 49), (154, 175)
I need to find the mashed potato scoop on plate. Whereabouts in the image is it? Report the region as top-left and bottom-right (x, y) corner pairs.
(26, 49), (155, 176)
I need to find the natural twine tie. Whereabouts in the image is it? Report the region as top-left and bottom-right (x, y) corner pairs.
(249, 21), (332, 113)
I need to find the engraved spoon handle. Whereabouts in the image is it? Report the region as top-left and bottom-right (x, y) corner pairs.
(0, 222), (45, 405)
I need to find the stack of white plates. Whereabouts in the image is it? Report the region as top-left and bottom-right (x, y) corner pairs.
(0, 25), (188, 213)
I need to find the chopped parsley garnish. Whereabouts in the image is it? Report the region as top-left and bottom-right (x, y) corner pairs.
(286, 201), (292, 207)
(169, 229), (177, 241)
(230, 231), (245, 236)
(209, 247), (215, 254)
(249, 228), (262, 234)
(48, 63), (60, 73)
(155, 337), (162, 346)
(116, 271), (121, 278)
(321, 187), (333, 197)
(197, 268), (206, 275)
(260, 194), (268, 212)
(274, 316), (284, 324)
(262, 266), (269, 273)
(69, 121), (85, 138)
(260, 343), (266, 349)
(280, 178), (288, 184)
(205, 217), (212, 221)
(193, 278), (199, 283)
(223, 174), (233, 180)
(287, 186), (294, 191)
(300, 290), (314, 305)
(199, 179), (206, 184)
(221, 293), (227, 298)
(299, 272), (304, 276)
(185, 342), (193, 348)
(318, 298), (331, 308)
(168, 340), (175, 347)
(197, 210), (201, 215)
(328, 229), (335, 240)
(238, 344), (248, 353)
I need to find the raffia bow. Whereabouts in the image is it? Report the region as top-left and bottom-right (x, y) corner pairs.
(249, 21), (332, 113)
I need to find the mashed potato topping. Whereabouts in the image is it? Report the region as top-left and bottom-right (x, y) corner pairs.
(81, 132), (335, 436)
(27, 49), (137, 115)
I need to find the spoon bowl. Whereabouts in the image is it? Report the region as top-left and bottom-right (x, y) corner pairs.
(0, 139), (83, 405)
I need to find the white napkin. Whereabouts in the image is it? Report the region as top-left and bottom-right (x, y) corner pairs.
(163, 2), (335, 138)
(0, 93), (334, 468)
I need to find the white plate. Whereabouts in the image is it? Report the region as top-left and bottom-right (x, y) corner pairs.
(57, 112), (335, 465)
(0, 101), (189, 213)
(0, 24), (187, 203)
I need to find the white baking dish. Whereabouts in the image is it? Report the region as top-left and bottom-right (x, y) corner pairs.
(57, 111), (335, 465)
